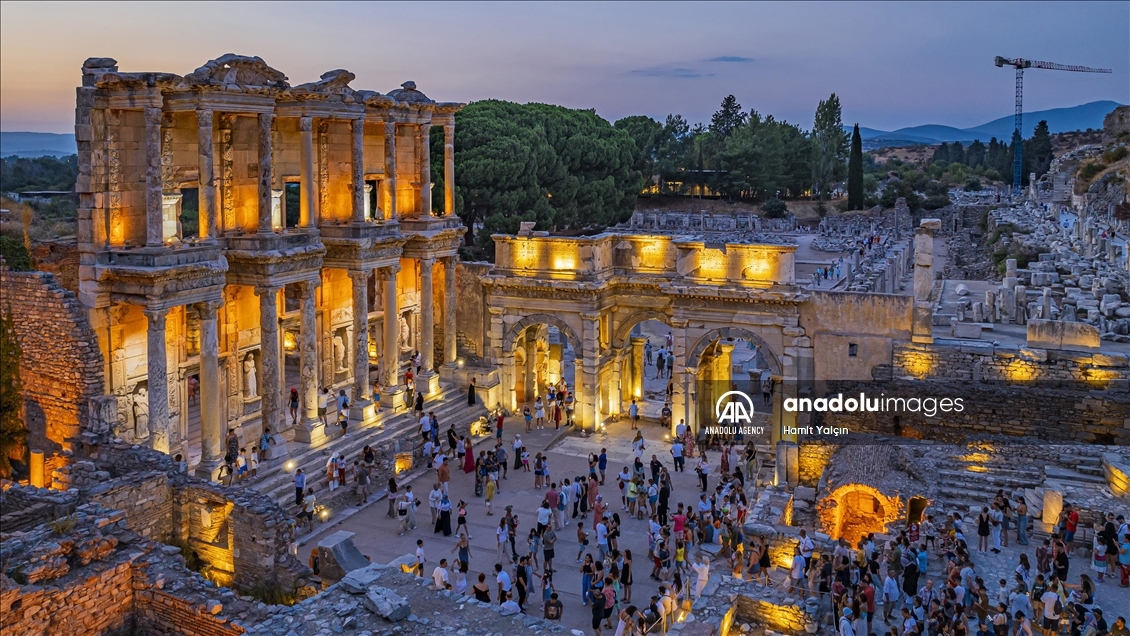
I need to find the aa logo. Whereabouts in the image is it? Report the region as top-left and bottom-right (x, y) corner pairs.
(715, 390), (755, 424)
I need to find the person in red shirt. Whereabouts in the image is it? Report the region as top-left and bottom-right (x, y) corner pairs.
(1064, 504), (1079, 543)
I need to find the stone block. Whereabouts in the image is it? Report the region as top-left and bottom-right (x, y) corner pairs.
(919, 218), (942, 230)
(318, 531), (370, 587)
(951, 322), (982, 339)
(341, 563), (387, 594)
(363, 586), (410, 621)
(1025, 319), (1100, 352)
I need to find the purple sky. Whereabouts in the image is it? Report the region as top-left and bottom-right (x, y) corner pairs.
(1, 1), (1126, 134)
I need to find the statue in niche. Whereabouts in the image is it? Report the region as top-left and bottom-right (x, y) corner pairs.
(334, 334), (347, 371)
(133, 387), (150, 440)
(244, 353), (258, 398)
(399, 314), (411, 353)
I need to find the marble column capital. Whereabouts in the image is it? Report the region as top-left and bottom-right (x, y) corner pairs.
(379, 264), (401, 279)
(669, 319), (689, 329)
(142, 306), (168, 326)
(253, 284), (283, 298)
(580, 312), (602, 322)
(296, 278), (322, 293)
(347, 269), (372, 281)
(299, 116), (313, 132)
(197, 108), (213, 128)
(443, 124), (454, 142)
(443, 256), (458, 271)
(420, 256), (437, 269)
(195, 300), (225, 320)
(487, 306), (505, 316)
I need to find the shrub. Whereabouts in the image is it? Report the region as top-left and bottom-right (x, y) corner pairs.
(964, 177), (982, 191)
(1078, 161), (1106, 182)
(244, 578), (297, 606)
(0, 236), (32, 271)
(923, 194), (951, 211)
(1101, 146), (1128, 164)
(761, 198), (787, 218)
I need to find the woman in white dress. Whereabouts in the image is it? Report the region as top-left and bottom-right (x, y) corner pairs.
(534, 398), (546, 429)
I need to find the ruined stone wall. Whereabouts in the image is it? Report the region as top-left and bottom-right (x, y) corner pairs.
(29, 237), (80, 294)
(455, 261), (491, 359)
(0, 269), (106, 457)
(818, 341), (1130, 444)
(798, 442), (836, 487)
(1, 559), (134, 635)
(133, 586), (244, 636)
(86, 472), (174, 542)
(0, 484), (80, 534)
(804, 291), (912, 386)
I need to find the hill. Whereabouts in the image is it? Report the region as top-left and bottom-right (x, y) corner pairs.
(853, 100), (1123, 149)
(1, 132), (77, 158)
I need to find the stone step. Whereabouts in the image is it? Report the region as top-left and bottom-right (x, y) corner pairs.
(1044, 465), (1107, 485)
(936, 468), (1043, 489)
(1060, 455), (1101, 467)
(252, 388), (486, 506)
(1075, 464), (1104, 477)
(944, 462), (1044, 481)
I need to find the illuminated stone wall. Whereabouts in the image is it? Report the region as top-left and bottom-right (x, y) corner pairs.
(455, 261), (490, 358)
(818, 341), (1130, 443)
(0, 269), (106, 462)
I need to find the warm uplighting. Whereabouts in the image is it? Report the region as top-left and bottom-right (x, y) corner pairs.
(903, 351), (936, 379)
(1005, 359), (1036, 381)
(283, 330), (298, 353)
(394, 453), (413, 474)
(552, 253), (576, 272)
(319, 508), (330, 521)
(285, 460), (296, 472)
(456, 358), (465, 368)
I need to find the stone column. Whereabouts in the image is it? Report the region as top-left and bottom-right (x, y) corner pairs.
(717, 342), (735, 388)
(299, 116), (316, 227)
(579, 313), (601, 433)
(630, 336), (646, 401)
(351, 118), (366, 223)
(257, 112), (275, 233)
(418, 124), (432, 216)
(142, 307), (170, 453)
(524, 338), (536, 403)
(197, 109), (216, 240)
(349, 270), (371, 403)
(670, 320), (687, 436)
(144, 107), (163, 247)
(911, 219), (940, 344)
(443, 257), (457, 366)
(195, 300), (223, 479)
(443, 124), (455, 216)
(294, 279), (322, 443)
(384, 121), (397, 220)
(381, 265), (403, 408)
(256, 285), (282, 432)
(418, 257), (438, 395)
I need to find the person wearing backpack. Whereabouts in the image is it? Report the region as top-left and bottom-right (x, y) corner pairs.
(1039, 581), (1061, 636)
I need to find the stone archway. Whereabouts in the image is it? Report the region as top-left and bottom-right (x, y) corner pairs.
(501, 313), (580, 412)
(688, 327), (784, 434)
(611, 310), (672, 350)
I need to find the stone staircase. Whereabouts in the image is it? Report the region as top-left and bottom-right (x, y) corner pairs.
(249, 386), (488, 509)
(932, 455), (1045, 516)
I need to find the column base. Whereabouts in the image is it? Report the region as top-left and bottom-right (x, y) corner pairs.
(293, 418), (327, 445)
(194, 460), (224, 482)
(381, 387), (408, 413)
(349, 399), (376, 425)
(419, 370), (441, 397)
(438, 362), (459, 384)
(262, 431), (291, 460)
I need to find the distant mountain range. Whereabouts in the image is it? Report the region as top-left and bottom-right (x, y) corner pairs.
(2, 100), (1124, 158)
(1, 132), (77, 158)
(852, 100), (1122, 148)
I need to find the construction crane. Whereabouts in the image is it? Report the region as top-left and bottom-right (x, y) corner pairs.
(994, 56), (1111, 194)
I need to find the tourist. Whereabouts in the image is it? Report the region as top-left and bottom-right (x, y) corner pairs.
(468, 377), (477, 405)
(428, 482), (443, 525)
(485, 471), (496, 515)
(288, 387), (299, 425)
(629, 399), (640, 430)
(434, 494), (452, 536)
(543, 524), (558, 572)
(294, 468), (306, 507)
(695, 454), (710, 492)
(543, 590), (563, 621)
(1118, 531), (1130, 587)
(354, 461), (370, 505)
(432, 559), (451, 590)
(535, 396), (546, 429)
(472, 572), (492, 603)
(404, 485), (418, 529)
(296, 487), (317, 532)
(318, 387), (331, 427)
(978, 507), (992, 553)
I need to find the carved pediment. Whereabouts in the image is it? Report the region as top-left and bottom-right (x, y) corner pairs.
(357, 90), (395, 107)
(184, 54), (289, 89)
(387, 81), (433, 105)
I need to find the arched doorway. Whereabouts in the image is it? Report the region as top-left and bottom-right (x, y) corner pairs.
(502, 315), (579, 423)
(611, 311), (675, 426)
(688, 328), (781, 437)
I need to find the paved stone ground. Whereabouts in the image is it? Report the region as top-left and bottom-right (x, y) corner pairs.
(318, 414), (745, 634)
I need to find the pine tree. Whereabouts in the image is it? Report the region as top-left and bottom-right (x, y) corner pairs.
(0, 308), (26, 478)
(810, 93), (848, 201)
(847, 124), (864, 209)
(709, 95), (747, 138)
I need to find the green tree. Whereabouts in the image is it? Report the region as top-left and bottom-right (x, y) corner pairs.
(0, 155), (78, 192)
(1024, 120), (1053, 180)
(709, 95), (747, 139)
(846, 124), (864, 209)
(761, 197), (787, 218)
(0, 236), (32, 271)
(453, 100), (641, 253)
(0, 307), (25, 478)
(810, 93), (848, 201)
(614, 115), (665, 186)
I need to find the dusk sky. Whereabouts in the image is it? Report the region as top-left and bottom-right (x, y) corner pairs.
(2, 1), (1126, 134)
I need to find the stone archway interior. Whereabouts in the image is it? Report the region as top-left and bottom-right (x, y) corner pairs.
(821, 484), (903, 544)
